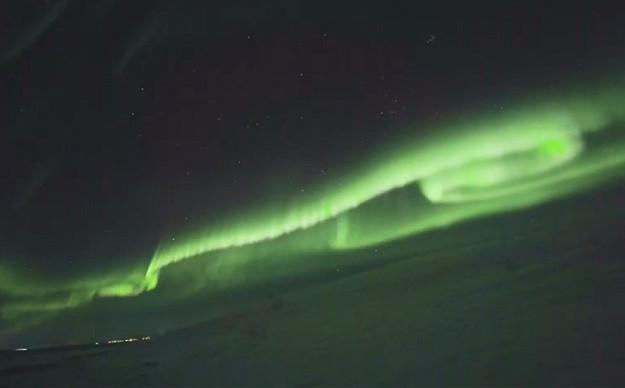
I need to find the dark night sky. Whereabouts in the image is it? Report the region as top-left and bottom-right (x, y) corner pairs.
(1, 0), (625, 347)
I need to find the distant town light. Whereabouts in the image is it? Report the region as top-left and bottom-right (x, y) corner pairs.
(12, 336), (151, 352)
(105, 336), (151, 345)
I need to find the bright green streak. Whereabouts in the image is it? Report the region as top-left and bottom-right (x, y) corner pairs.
(145, 84), (625, 280)
(540, 139), (567, 155)
(149, 108), (573, 274)
(2, 76), (625, 328)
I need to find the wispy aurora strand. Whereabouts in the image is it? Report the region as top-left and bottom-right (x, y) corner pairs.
(145, 83), (625, 282)
(2, 76), (625, 328)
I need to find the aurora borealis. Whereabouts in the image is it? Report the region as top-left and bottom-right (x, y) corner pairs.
(2, 77), (625, 332)
(148, 85), (625, 271)
(2, 0), (625, 351)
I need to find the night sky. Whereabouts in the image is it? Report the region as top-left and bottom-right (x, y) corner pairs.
(2, 0), (625, 348)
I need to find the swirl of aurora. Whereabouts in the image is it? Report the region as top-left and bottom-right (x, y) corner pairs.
(145, 82), (625, 279)
(2, 76), (625, 328)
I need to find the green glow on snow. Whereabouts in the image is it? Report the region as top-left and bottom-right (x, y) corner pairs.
(2, 74), (625, 329)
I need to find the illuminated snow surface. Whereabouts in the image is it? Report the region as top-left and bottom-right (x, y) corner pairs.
(1, 183), (624, 386)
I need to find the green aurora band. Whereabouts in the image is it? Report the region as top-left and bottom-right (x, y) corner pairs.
(1, 0), (73, 65)
(2, 75), (625, 330)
